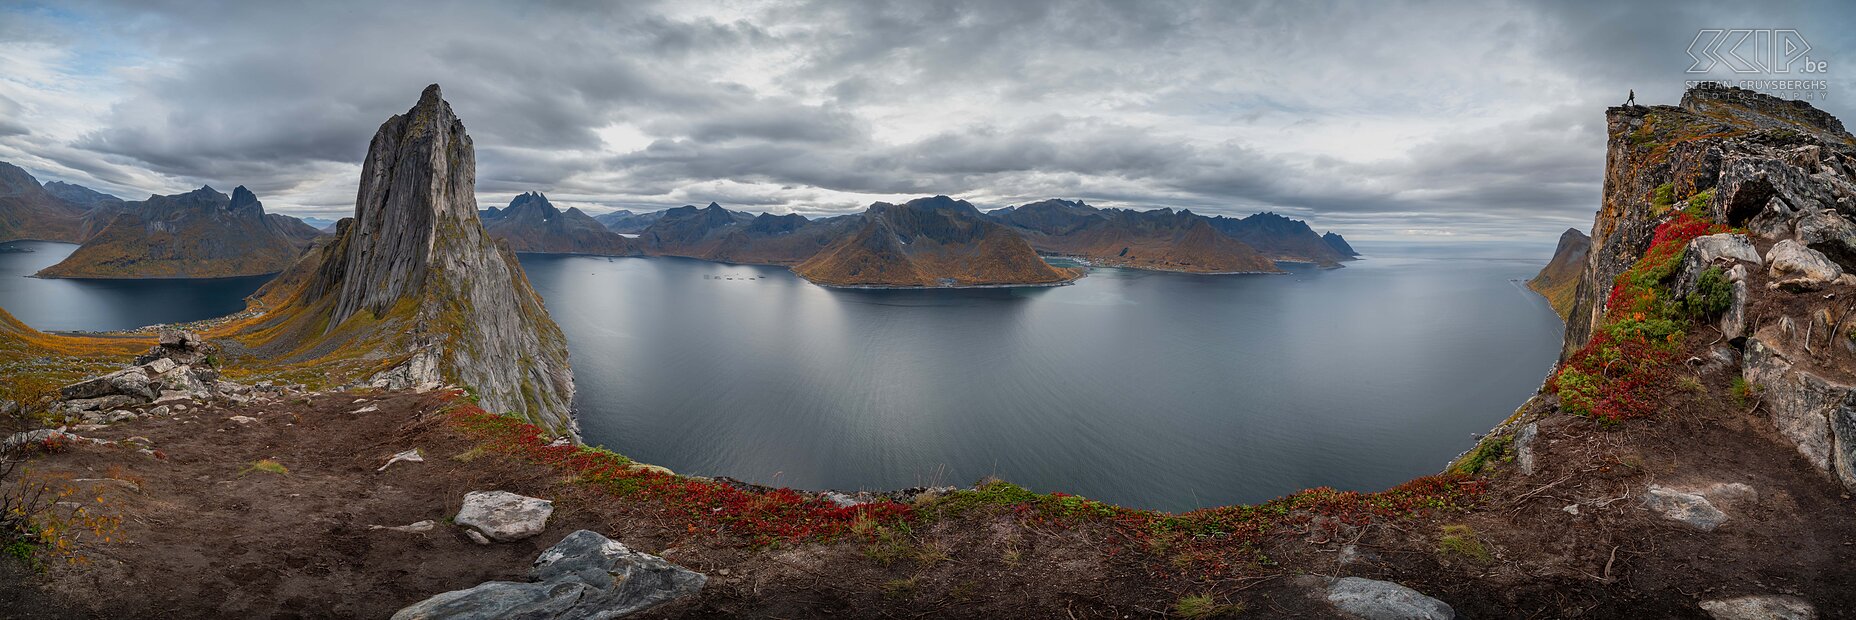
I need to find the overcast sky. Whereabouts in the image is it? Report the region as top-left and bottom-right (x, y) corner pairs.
(1, 0), (1851, 248)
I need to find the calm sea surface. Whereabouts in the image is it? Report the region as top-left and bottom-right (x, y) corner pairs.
(0, 239), (1564, 510)
(517, 251), (1563, 510)
(0, 240), (270, 332)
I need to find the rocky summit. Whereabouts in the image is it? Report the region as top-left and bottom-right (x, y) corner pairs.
(483, 191), (642, 256)
(221, 84), (579, 437)
(0, 161), (93, 244)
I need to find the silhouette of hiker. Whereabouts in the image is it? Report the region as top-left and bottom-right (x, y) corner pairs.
(1626, 89), (1636, 106)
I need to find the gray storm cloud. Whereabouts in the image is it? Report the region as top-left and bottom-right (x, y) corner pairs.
(0, 0), (1850, 246)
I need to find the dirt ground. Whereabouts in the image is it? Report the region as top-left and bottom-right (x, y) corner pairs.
(3, 333), (1856, 618)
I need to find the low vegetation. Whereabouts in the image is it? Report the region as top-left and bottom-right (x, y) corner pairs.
(1550, 212), (1734, 421)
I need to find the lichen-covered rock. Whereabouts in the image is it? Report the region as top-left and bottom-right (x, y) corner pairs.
(1644, 485), (1728, 531)
(1512, 422), (1540, 476)
(1673, 233), (1762, 299)
(454, 490), (553, 542)
(1324, 577), (1454, 620)
(391, 530), (704, 620)
(1766, 239), (1843, 289)
(1700, 594), (1818, 620)
(58, 367), (155, 401)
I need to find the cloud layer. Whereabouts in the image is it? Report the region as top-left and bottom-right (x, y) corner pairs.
(1, 0), (1851, 248)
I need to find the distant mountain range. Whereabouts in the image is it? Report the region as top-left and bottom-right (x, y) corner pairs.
(482, 192), (641, 256)
(593, 209), (665, 233)
(1204, 212), (1353, 267)
(37, 185), (322, 279)
(795, 196), (1080, 287)
(987, 199), (1280, 273)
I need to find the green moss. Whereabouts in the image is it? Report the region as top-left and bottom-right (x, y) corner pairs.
(1437, 524), (1491, 563)
(1451, 434), (1513, 475)
(1651, 183), (1677, 214)
(1176, 594), (1243, 618)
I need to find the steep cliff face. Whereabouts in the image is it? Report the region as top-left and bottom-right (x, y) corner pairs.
(37, 185), (316, 278)
(1560, 84), (1856, 491)
(990, 199), (1281, 273)
(795, 196), (1079, 287)
(225, 85), (578, 437)
(0, 162), (89, 243)
(1527, 228), (1590, 319)
(1565, 85), (1856, 358)
(483, 191), (641, 256)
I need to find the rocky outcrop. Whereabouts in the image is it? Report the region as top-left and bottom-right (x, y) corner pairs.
(36, 185), (315, 278)
(1528, 228), (1591, 319)
(795, 196), (1081, 288)
(227, 85), (579, 437)
(483, 192), (642, 256)
(1562, 84), (1856, 359)
(391, 529), (705, 620)
(988, 199), (1282, 274)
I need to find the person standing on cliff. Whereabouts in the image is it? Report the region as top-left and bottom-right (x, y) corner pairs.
(1626, 89), (1636, 106)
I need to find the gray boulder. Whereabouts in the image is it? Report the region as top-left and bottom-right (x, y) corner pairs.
(1767, 239), (1843, 290)
(391, 530), (705, 620)
(455, 490), (554, 542)
(1512, 422), (1540, 476)
(1700, 595), (1818, 620)
(1643, 485), (1727, 531)
(1325, 577), (1454, 620)
(60, 394), (142, 413)
(2, 429), (70, 454)
(58, 367), (155, 401)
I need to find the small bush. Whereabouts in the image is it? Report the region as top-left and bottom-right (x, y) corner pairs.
(1681, 267), (1732, 320)
(1685, 188), (1716, 218)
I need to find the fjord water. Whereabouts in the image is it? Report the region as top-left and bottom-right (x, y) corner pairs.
(0, 238), (1562, 510)
(0, 241), (270, 331)
(520, 252), (1564, 511)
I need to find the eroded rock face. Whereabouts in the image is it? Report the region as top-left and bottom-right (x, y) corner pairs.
(390, 529), (704, 620)
(1743, 339), (1856, 491)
